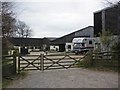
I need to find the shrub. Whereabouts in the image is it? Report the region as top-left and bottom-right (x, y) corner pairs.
(77, 51), (93, 68)
(111, 41), (120, 53)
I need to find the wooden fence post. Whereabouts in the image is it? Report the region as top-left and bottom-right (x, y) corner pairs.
(18, 56), (20, 73)
(13, 54), (17, 74)
(41, 54), (44, 72)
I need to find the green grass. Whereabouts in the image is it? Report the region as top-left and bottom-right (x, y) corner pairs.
(2, 78), (12, 88)
(2, 71), (28, 88)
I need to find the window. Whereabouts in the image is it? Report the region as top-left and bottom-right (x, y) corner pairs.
(68, 45), (71, 49)
(89, 41), (92, 44)
(39, 47), (41, 49)
(30, 46), (34, 49)
(81, 43), (85, 47)
(35, 46), (38, 49)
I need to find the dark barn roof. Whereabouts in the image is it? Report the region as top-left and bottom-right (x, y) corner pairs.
(8, 38), (43, 46)
(51, 26), (94, 45)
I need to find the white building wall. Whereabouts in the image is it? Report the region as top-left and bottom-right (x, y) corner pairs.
(50, 45), (59, 51)
(65, 43), (73, 52)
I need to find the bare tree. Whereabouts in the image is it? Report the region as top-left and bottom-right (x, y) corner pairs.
(15, 20), (32, 38)
(2, 2), (16, 37)
(1, 2), (17, 54)
(1, 2), (32, 55)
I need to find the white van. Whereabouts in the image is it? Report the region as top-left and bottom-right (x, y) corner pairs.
(72, 37), (95, 54)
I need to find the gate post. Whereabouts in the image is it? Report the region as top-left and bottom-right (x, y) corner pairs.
(13, 54), (17, 74)
(18, 56), (20, 73)
(41, 54), (44, 72)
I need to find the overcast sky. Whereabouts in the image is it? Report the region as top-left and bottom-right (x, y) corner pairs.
(14, 0), (105, 38)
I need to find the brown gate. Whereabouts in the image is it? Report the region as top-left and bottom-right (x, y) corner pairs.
(43, 54), (85, 70)
(18, 53), (86, 72)
(18, 54), (42, 72)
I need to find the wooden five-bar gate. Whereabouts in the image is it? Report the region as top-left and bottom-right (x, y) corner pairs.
(3, 51), (119, 75)
(17, 53), (86, 73)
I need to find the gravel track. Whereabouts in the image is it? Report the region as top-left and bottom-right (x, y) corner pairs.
(7, 68), (118, 88)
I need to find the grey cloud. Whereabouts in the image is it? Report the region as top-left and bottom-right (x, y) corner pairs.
(17, 1), (104, 38)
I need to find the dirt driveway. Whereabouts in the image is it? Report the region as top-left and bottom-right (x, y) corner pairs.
(7, 68), (118, 88)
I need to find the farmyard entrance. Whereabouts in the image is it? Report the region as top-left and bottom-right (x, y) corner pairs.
(17, 52), (85, 72)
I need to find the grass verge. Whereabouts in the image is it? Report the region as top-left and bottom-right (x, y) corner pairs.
(2, 71), (28, 88)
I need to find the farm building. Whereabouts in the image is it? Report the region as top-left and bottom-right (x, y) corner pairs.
(8, 26), (94, 54)
(94, 3), (120, 36)
(8, 37), (56, 54)
(94, 3), (120, 52)
(51, 26), (94, 52)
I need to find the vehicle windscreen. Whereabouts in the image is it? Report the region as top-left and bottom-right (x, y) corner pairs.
(73, 43), (81, 49)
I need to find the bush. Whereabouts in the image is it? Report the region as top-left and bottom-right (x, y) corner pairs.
(77, 51), (93, 68)
(111, 41), (120, 53)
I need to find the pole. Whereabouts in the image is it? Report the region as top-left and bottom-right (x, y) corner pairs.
(41, 54), (44, 72)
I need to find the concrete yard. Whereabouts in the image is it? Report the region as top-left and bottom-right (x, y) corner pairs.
(7, 68), (118, 88)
